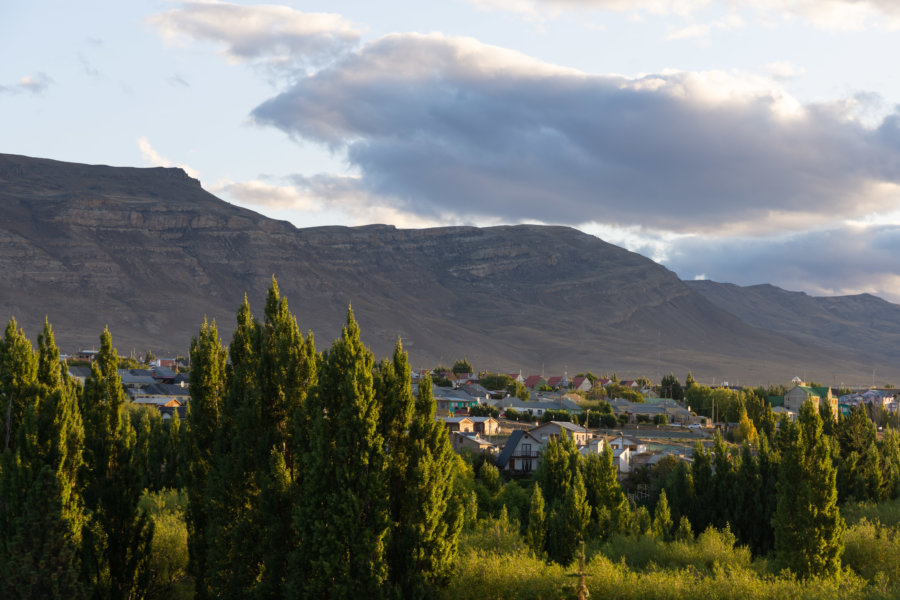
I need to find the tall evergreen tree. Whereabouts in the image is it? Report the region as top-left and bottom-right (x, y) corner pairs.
(205, 281), (315, 599)
(582, 447), (630, 537)
(79, 327), (153, 600)
(385, 368), (461, 598)
(773, 400), (844, 578)
(652, 489), (673, 540)
(545, 468), (591, 566)
(289, 307), (389, 599)
(0, 318), (37, 451)
(526, 482), (546, 556)
(0, 319), (86, 598)
(185, 318), (227, 600)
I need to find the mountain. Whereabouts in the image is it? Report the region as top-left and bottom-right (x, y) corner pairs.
(1, 152), (898, 385)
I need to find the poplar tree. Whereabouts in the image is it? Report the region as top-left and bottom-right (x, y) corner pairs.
(652, 489), (673, 540)
(545, 468), (591, 566)
(79, 327), (153, 600)
(0, 319), (86, 598)
(385, 368), (461, 598)
(582, 447), (630, 537)
(205, 280), (314, 598)
(185, 319), (226, 599)
(526, 482), (546, 555)
(773, 399), (844, 578)
(0, 318), (37, 451)
(290, 307), (389, 599)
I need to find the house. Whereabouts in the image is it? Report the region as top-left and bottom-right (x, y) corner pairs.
(67, 365), (93, 386)
(495, 430), (544, 473)
(494, 397), (583, 418)
(572, 376), (593, 393)
(612, 447), (632, 474)
(75, 349), (99, 362)
(129, 382), (191, 405)
(784, 384), (837, 418)
(118, 369), (156, 389)
(460, 382), (491, 400)
(529, 421), (591, 446)
(546, 376), (566, 390)
(450, 431), (497, 454)
(524, 375), (547, 390)
(151, 358), (177, 368)
(609, 434), (647, 454)
(431, 387), (479, 414)
(579, 437), (606, 456)
(439, 416), (474, 433)
(507, 373), (525, 384)
(468, 416), (500, 436)
(151, 366), (177, 383)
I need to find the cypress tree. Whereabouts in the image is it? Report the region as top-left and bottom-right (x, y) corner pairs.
(651, 489), (672, 540)
(545, 468), (591, 566)
(536, 431), (580, 507)
(526, 482), (546, 555)
(773, 399), (844, 578)
(582, 447), (630, 537)
(79, 327), (153, 600)
(0, 318), (37, 451)
(0, 319), (86, 598)
(290, 307), (388, 599)
(185, 318), (227, 600)
(386, 368), (461, 598)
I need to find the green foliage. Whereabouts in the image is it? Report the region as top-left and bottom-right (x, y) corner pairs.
(652, 489), (673, 540)
(659, 373), (684, 401)
(479, 372), (513, 391)
(773, 400), (844, 579)
(525, 483), (546, 556)
(138, 489), (193, 600)
(469, 403), (499, 418)
(79, 327), (154, 600)
(452, 359), (473, 375)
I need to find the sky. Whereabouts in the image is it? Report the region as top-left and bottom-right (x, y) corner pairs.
(4, 1), (900, 301)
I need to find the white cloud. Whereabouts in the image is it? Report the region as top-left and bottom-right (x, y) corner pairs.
(147, 1), (361, 75)
(471, 0), (900, 30)
(137, 137), (200, 179)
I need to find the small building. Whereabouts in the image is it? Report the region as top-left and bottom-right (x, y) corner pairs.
(609, 434), (647, 454)
(572, 376), (593, 393)
(439, 416), (474, 433)
(529, 421), (591, 446)
(495, 430), (544, 474)
(784, 385), (837, 418)
(579, 437), (606, 456)
(468, 416), (500, 436)
(450, 431), (497, 454)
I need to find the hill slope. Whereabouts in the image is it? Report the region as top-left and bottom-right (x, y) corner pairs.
(1, 152), (897, 385)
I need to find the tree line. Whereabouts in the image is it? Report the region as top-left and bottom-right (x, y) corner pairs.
(0, 279), (462, 599)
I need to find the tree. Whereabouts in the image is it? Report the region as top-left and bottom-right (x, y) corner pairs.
(452, 359), (473, 375)
(773, 400), (844, 578)
(0, 319), (87, 598)
(582, 448), (630, 538)
(80, 327), (154, 599)
(652, 489), (673, 540)
(525, 483), (546, 555)
(184, 319), (227, 599)
(659, 373), (683, 401)
(544, 469), (590, 566)
(383, 358), (462, 598)
(290, 307), (389, 599)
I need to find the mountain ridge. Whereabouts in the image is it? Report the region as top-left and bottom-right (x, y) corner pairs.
(2, 152), (898, 385)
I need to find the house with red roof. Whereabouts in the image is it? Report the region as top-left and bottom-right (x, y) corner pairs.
(572, 376), (592, 393)
(524, 375), (547, 390)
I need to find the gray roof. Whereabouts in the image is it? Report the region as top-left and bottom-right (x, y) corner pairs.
(67, 366), (93, 380)
(137, 383), (191, 397)
(495, 397), (583, 412)
(495, 430), (524, 469)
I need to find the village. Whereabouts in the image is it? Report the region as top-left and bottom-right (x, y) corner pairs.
(62, 349), (900, 492)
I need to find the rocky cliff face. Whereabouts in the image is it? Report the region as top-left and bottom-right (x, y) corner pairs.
(2, 152), (898, 384)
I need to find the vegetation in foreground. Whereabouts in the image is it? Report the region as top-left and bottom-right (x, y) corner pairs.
(1, 277), (900, 599)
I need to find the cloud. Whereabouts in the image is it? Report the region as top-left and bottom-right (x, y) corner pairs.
(137, 137), (200, 179)
(471, 0), (900, 30)
(211, 179), (321, 211)
(0, 73), (53, 95)
(665, 13), (742, 40)
(147, 1), (361, 75)
(664, 224), (900, 302)
(250, 33), (900, 233)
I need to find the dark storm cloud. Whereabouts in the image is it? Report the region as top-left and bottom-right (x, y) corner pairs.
(250, 33), (900, 232)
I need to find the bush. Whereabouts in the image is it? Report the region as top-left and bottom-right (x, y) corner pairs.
(843, 518), (900, 588)
(138, 489), (193, 600)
